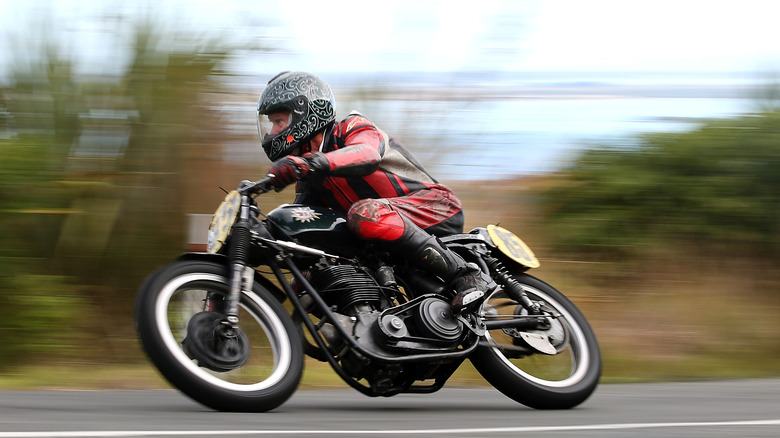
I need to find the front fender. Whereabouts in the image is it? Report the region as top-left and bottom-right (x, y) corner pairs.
(176, 252), (288, 303)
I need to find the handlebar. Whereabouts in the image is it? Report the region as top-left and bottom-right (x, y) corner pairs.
(238, 174), (275, 196)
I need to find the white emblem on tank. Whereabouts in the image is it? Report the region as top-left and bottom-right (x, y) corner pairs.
(291, 207), (322, 223)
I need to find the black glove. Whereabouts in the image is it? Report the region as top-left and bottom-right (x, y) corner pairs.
(267, 152), (329, 189)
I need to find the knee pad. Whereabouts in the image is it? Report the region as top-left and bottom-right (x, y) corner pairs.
(347, 199), (405, 241)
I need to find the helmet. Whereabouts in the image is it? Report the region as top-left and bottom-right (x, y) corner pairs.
(257, 71), (336, 161)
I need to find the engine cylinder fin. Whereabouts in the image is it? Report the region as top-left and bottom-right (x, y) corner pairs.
(311, 265), (382, 312)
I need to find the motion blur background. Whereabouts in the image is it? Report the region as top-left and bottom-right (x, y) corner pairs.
(0, 0), (778, 388)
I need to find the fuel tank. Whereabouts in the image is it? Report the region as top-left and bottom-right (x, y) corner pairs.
(265, 204), (362, 256)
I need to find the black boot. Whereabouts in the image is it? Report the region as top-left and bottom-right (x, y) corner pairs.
(389, 217), (494, 313)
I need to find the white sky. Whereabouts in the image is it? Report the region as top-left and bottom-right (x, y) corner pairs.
(519, 0), (780, 72)
(258, 0), (780, 74)
(1, 0), (779, 76)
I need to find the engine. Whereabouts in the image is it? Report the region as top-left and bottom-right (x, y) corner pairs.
(304, 262), (466, 395)
(310, 264), (383, 315)
(307, 263), (464, 350)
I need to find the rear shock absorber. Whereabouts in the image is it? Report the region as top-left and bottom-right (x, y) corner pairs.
(484, 256), (541, 314)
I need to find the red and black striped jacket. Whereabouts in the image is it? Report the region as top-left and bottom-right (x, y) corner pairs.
(293, 112), (458, 215)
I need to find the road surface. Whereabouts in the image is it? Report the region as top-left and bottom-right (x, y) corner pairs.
(0, 379), (778, 437)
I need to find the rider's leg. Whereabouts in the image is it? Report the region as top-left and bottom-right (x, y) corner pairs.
(347, 198), (494, 313)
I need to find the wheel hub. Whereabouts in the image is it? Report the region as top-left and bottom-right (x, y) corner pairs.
(182, 311), (250, 372)
(503, 305), (567, 354)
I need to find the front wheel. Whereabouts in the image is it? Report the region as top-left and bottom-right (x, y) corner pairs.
(135, 260), (303, 412)
(470, 273), (601, 409)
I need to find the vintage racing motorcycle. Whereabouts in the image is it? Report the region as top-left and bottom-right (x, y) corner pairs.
(135, 176), (601, 412)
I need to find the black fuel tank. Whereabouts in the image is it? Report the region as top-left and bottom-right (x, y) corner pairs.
(265, 204), (362, 256)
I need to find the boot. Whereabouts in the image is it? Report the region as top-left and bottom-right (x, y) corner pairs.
(389, 217), (495, 313)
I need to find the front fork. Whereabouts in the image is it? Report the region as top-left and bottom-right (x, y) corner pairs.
(203, 263), (252, 322)
(221, 264), (254, 325)
(222, 193), (255, 327)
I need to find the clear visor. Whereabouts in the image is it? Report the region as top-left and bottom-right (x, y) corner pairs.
(256, 111), (292, 143)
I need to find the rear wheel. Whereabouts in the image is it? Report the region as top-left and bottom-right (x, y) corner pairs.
(470, 273), (601, 409)
(135, 260), (303, 412)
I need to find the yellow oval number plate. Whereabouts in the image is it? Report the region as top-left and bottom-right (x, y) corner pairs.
(487, 224), (540, 269)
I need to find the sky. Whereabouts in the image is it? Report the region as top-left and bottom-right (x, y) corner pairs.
(1, 0), (777, 179)
(1, 0), (780, 78)
(255, 0), (780, 75)
(520, 0), (780, 73)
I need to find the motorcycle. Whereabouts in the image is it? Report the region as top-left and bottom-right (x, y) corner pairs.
(135, 176), (601, 412)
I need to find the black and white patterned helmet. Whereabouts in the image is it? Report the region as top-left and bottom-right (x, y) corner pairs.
(256, 72), (336, 161)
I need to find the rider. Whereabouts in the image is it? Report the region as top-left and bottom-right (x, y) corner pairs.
(256, 71), (494, 313)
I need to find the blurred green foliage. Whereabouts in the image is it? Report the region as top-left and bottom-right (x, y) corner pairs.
(540, 111), (780, 262)
(2, 274), (88, 359)
(0, 22), (230, 367)
(535, 109), (780, 381)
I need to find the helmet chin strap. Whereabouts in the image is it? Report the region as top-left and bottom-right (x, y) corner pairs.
(318, 134), (326, 152)
(304, 128), (328, 154)
(317, 122), (335, 153)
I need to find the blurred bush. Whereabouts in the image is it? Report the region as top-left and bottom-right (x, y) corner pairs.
(0, 21), (232, 368)
(0, 274), (89, 360)
(540, 110), (780, 262)
(534, 107), (780, 380)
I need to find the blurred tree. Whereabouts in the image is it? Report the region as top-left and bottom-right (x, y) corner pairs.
(63, 22), (229, 293)
(0, 41), (87, 364)
(0, 20), (232, 367)
(540, 110), (780, 262)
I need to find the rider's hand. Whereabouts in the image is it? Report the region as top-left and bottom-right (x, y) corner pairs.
(267, 153), (330, 189)
(268, 156), (311, 189)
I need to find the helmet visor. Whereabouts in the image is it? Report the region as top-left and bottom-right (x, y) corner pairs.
(256, 110), (292, 144)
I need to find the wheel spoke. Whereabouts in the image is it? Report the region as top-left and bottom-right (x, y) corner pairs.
(162, 281), (288, 389)
(136, 261), (303, 411)
(476, 276), (597, 389)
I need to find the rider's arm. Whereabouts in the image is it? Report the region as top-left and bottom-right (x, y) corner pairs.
(268, 115), (385, 188)
(305, 115), (384, 178)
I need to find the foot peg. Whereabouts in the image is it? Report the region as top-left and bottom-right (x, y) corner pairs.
(451, 289), (485, 314)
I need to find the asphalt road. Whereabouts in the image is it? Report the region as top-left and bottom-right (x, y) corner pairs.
(0, 379), (778, 437)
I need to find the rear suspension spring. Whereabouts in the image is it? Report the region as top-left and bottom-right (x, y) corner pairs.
(484, 256), (541, 314)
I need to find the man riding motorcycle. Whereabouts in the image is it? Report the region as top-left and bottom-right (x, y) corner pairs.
(256, 71), (495, 313)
